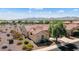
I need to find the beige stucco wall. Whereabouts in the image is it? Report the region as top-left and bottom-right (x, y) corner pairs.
(29, 30), (49, 43)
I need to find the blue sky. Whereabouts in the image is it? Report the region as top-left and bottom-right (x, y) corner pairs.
(0, 8), (79, 20)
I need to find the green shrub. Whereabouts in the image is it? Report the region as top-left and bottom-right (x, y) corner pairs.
(24, 41), (29, 44)
(2, 46), (7, 49)
(8, 39), (14, 44)
(10, 30), (22, 38)
(26, 44), (33, 50)
(22, 44), (33, 51)
(27, 44), (33, 48)
(7, 34), (10, 37)
(22, 45), (27, 50)
(18, 37), (23, 40)
(17, 42), (22, 45)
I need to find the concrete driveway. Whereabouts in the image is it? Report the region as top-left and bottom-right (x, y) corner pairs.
(33, 37), (79, 51)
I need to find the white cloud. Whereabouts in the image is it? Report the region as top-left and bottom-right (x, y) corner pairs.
(48, 11), (52, 14)
(0, 11), (29, 20)
(73, 9), (78, 11)
(32, 8), (44, 10)
(28, 10), (32, 14)
(28, 8), (44, 14)
(58, 10), (64, 13)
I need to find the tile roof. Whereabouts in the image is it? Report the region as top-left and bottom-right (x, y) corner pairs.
(65, 23), (79, 30)
(25, 24), (49, 34)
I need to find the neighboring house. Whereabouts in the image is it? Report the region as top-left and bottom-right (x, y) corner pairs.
(64, 20), (79, 30)
(24, 24), (49, 43)
(64, 20), (79, 36)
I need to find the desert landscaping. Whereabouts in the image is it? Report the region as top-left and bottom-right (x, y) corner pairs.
(0, 19), (79, 51)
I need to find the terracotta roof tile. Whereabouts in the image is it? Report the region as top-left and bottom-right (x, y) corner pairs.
(25, 24), (49, 34)
(65, 23), (79, 30)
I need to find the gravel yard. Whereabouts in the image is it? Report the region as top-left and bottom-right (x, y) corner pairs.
(0, 24), (51, 51)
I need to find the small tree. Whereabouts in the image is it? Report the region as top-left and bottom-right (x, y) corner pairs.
(24, 20), (28, 24)
(39, 20), (43, 24)
(49, 20), (67, 42)
(18, 20), (22, 24)
(12, 21), (16, 25)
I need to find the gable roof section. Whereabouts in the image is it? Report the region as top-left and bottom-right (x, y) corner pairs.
(25, 24), (49, 35)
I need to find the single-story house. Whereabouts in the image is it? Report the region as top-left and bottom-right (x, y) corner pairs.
(24, 24), (49, 43)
